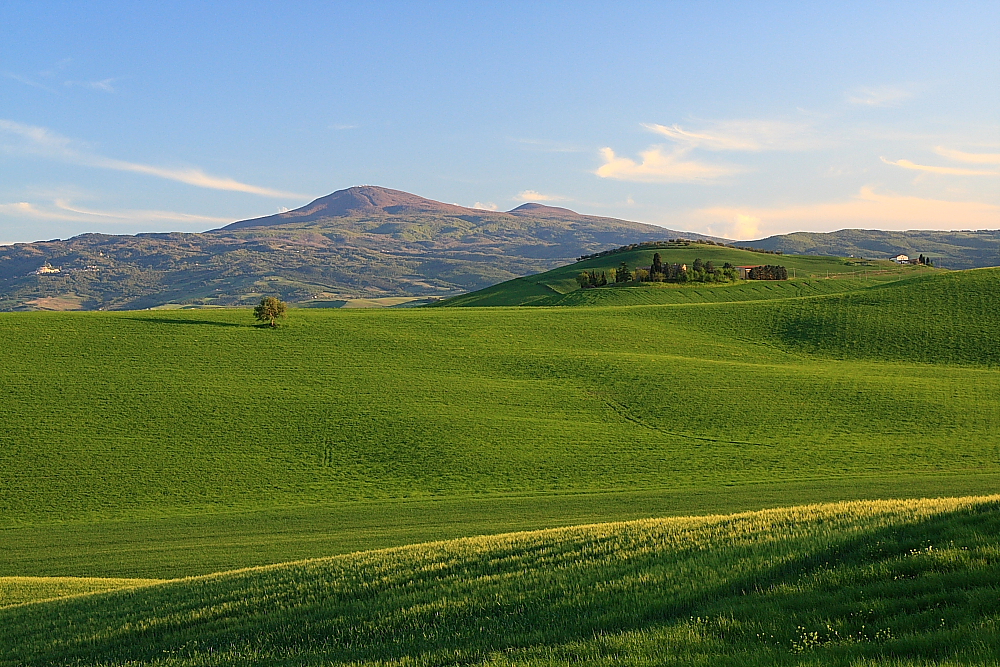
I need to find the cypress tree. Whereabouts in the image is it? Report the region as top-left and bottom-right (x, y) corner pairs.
(617, 261), (631, 283)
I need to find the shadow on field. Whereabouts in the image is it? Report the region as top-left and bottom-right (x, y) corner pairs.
(127, 317), (246, 328)
(3, 501), (1000, 665)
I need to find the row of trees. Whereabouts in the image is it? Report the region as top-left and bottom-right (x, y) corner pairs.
(577, 256), (736, 287)
(747, 265), (788, 280)
(578, 270), (610, 287)
(577, 253), (789, 288)
(647, 254), (740, 283)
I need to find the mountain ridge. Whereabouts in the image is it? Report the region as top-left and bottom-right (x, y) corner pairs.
(0, 186), (716, 310)
(2, 185), (998, 311)
(220, 186), (475, 229)
(217, 186), (681, 233)
(748, 228), (1000, 270)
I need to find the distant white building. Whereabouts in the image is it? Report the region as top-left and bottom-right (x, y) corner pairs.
(889, 254), (909, 264)
(34, 264), (61, 275)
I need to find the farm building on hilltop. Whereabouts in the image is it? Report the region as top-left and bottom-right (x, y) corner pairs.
(735, 265), (762, 279)
(890, 254), (910, 264)
(34, 264), (61, 275)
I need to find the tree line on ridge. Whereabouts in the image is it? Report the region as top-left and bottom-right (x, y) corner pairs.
(577, 253), (787, 288)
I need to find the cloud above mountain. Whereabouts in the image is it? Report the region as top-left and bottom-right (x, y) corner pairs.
(594, 118), (821, 185)
(0, 119), (305, 198)
(595, 146), (740, 183)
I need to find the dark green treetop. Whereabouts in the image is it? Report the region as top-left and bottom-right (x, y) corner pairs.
(254, 296), (287, 327)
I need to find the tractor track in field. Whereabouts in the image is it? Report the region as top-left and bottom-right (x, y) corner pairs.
(596, 393), (773, 448)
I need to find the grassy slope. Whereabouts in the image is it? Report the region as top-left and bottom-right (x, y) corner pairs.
(2, 268), (1000, 578)
(8, 475), (1000, 580)
(438, 245), (928, 307)
(0, 577), (162, 608)
(3, 497), (999, 666)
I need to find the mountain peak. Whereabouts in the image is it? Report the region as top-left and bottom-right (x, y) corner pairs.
(221, 186), (473, 230)
(508, 203), (581, 217)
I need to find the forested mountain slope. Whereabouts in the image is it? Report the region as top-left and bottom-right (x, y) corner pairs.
(0, 187), (713, 311)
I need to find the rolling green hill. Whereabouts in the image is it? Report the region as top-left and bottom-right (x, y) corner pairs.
(3, 262), (1000, 664)
(3, 497), (998, 666)
(439, 242), (932, 307)
(750, 228), (1000, 270)
(2, 267), (1000, 581)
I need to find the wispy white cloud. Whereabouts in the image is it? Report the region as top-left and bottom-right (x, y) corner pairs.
(330, 124), (359, 130)
(65, 78), (117, 93)
(695, 186), (1000, 238)
(0, 118), (306, 198)
(847, 85), (913, 107)
(472, 201), (498, 210)
(643, 119), (820, 152)
(0, 201), (84, 222)
(934, 147), (1000, 165)
(881, 156), (999, 177)
(90, 157), (307, 197)
(0, 119), (76, 153)
(595, 146), (740, 183)
(513, 190), (566, 202)
(53, 200), (231, 223)
(0, 199), (231, 225)
(2, 72), (57, 93)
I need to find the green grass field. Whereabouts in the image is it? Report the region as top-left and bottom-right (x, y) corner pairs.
(1, 261), (999, 663)
(2, 268), (999, 570)
(3, 497), (999, 666)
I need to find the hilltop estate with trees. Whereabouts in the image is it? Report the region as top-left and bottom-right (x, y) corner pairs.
(577, 252), (787, 288)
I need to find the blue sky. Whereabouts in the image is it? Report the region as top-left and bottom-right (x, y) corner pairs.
(1, 1), (997, 243)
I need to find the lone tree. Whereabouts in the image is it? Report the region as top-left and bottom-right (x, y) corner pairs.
(254, 296), (287, 327)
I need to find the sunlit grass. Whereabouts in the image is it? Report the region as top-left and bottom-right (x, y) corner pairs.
(2, 497), (998, 665)
(0, 577), (163, 608)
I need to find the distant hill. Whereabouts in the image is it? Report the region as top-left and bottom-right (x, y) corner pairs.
(0, 186), (717, 311)
(220, 185), (473, 229)
(747, 229), (1000, 270)
(5, 186), (996, 311)
(439, 241), (929, 307)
